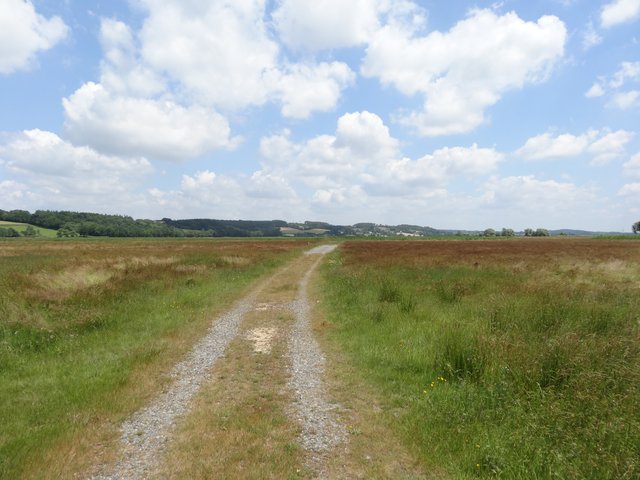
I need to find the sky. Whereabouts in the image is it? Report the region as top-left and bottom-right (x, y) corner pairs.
(0, 0), (639, 231)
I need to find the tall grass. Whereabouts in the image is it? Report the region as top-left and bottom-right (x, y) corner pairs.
(0, 238), (308, 478)
(321, 240), (640, 478)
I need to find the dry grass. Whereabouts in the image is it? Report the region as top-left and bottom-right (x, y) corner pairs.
(0, 238), (314, 479)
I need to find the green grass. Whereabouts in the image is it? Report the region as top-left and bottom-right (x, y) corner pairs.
(0, 221), (58, 238)
(0, 239), (307, 478)
(321, 244), (640, 479)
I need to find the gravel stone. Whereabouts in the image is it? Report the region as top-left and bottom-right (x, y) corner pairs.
(288, 245), (346, 476)
(91, 294), (257, 480)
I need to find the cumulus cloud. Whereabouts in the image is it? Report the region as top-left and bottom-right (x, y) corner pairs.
(609, 61), (640, 88)
(272, 0), (382, 51)
(585, 82), (605, 98)
(63, 82), (235, 161)
(0, 179), (27, 208)
(482, 175), (596, 210)
(0, 0), (68, 74)
(361, 9), (567, 136)
(608, 90), (640, 109)
(0, 129), (152, 195)
(588, 130), (635, 165)
(245, 171), (297, 199)
(618, 182), (640, 196)
(601, 0), (640, 28)
(516, 129), (634, 164)
(260, 111), (502, 197)
(623, 153), (640, 177)
(276, 62), (355, 118)
(63, 2), (355, 158)
(586, 61), (640, 108)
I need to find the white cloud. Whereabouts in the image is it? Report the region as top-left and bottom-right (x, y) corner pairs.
(362, 9), (567, 136)
(588, 130), (635, 165)
(587, 62), (640, 107)
(0, 129), (152, 195)
(272, 0), (382, 51)
(609, 61), (640, 88)
(260, 111), (502, 197)
(623, 153), (640, 176)
(582, 22), (603, 50)
(63, 82), (235, 161)
(0, 179), (27, 208)
(246, 171), (297, 199)
(618, 182), (640, 196)
(138, 0), (279, 110)
(601, 0), (640, 28)
(334, 111), (399, 160)
(483, 175), (596, 210)
(136, 0), (353, 115)
(608, 90), (640, 109)
(63, 2), (355, 157)
(99, 18), (165, 97)
(0, 0), (68, 74)
(517, 131), (596, 160)
(277, 62), (355, 119)
(585, 82), (605, 98)
(516, 129), (634, 164)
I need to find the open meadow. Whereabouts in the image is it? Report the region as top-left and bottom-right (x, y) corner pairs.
(0, 238), (311, 478)
(321, 238), (640, 479)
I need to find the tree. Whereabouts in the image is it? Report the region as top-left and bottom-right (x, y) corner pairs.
(524, 228), (534, 237)
(483, 228), (496, 237)
(633, 221), (640, 234)
(22, 225), (38, 237)
(0, 227), (20, 237)
(56, 224), (79, 238)
(533, 228), (550, 237)
(501, 228), (515, 237)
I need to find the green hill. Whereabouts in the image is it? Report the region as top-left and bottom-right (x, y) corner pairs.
(0, 221), (58, 238)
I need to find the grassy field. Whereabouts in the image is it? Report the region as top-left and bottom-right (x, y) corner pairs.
(0, 238), (312, 479)
(321, 239), (640, 479)
(0, 220), (58, 238)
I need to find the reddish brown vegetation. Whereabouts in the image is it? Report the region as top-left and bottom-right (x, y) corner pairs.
(340, 238), (640, 268)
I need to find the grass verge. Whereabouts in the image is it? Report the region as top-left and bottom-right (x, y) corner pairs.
(320, 239), (640, 479)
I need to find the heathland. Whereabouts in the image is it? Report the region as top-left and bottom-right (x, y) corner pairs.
(320, 239), (639, 478)
(1, 237), (638, 479)
(0, 238), (311, 478)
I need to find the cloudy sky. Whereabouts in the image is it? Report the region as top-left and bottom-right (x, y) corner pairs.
(0, 0), (639, 230)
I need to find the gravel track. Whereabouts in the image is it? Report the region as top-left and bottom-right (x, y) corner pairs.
(288, 244), (345, 475)
(91, 296), (257, 480)
(89, 244), (342, 479)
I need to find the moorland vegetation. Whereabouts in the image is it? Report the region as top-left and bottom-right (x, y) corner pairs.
(322, 239), (639, 478)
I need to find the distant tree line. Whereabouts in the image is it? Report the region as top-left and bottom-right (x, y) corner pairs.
(482, 228), (515, 237)
(0, 209), (187, 238)
(0, 209), (292, 238)
(524, 228), (550, 237)
(161, 218), (286, 237)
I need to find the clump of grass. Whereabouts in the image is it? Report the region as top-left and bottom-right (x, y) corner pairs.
(321, 239), (640, 479)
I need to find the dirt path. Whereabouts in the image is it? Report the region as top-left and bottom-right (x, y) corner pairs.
(89, 245), (342, 479)
(89, 244), (424, 479)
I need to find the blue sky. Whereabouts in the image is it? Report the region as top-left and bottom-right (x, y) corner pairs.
(0, 0), (639, 231)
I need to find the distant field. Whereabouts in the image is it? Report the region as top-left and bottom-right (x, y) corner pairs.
(0, 238), (312, 479)
(322, 239), (640, 478)
(0, 220), (58, 237)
